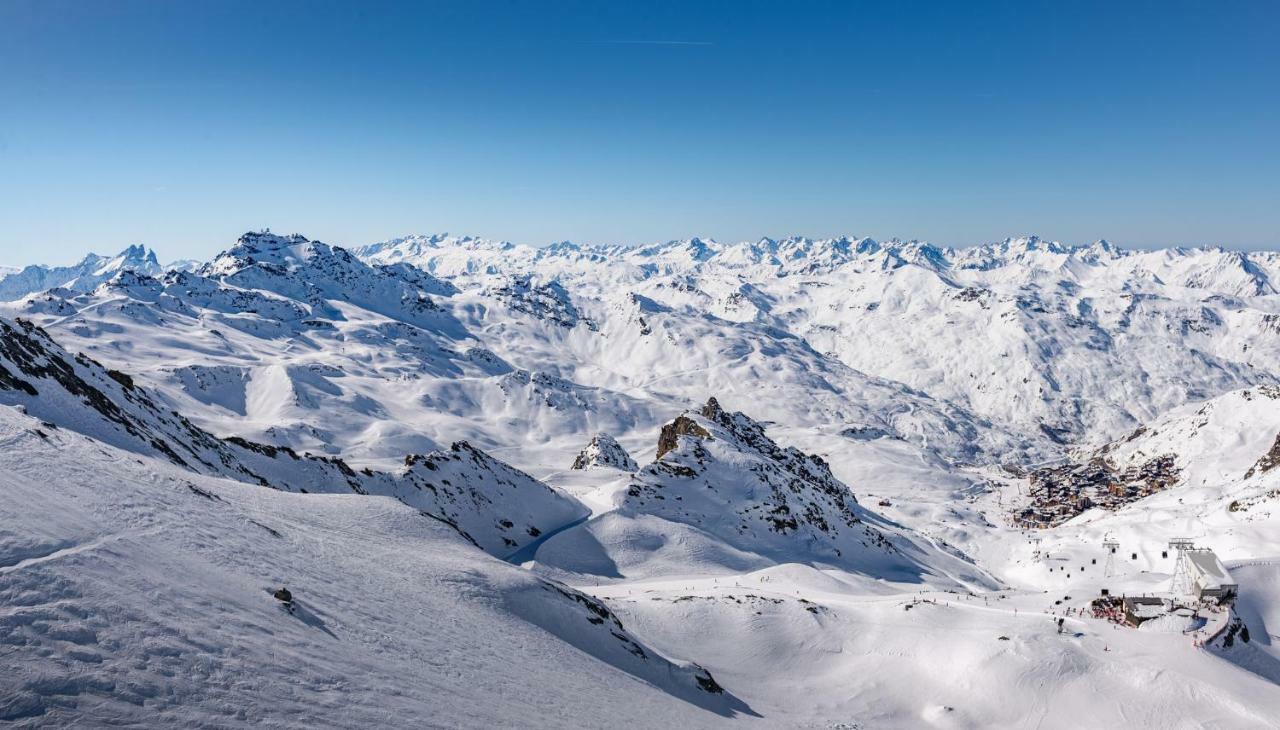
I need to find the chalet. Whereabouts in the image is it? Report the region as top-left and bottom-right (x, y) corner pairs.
(1122, 596), (1165, 626)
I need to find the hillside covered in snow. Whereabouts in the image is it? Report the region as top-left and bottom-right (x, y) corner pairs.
(5, 229), (1280, 727)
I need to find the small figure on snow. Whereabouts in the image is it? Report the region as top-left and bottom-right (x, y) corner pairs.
(273, 586), (294, 610)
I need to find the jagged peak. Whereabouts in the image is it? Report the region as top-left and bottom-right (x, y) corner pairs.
(700, 396), (723, 419)
(571, 432), (638, 471)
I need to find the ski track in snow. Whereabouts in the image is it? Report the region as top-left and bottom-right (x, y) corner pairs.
(0, 529), (160, 577)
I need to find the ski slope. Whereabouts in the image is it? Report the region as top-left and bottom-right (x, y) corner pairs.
(0, 407), (746, 727)
(5, 230), (1280, 727)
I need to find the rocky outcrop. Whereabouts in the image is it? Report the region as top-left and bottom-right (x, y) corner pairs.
(622, 398), (898, 566)
(490, 275), (595, 330)
(1245, 432), (1280, 479)
(656, 414), (713, 460)
(571, 433), (637, 471)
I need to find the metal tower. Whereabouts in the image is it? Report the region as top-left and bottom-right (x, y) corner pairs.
(1103, 539), (1120, 578)
(1169, 538), (1197, 598)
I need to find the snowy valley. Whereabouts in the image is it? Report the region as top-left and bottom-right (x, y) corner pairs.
(4, 231), (1280, 728)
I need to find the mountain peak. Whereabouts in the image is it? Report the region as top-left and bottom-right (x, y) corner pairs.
(570, 433), (638, 471)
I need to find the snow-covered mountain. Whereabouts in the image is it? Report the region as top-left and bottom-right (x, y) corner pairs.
(0, 315), (585, 558)
(7, 229), (1280, 727)
(535, 398), (996, 589)
(0, 244), (163, 301)
(355, 233), (1280, 448)
(572, 432), (638, 471)
(3, 231), (1027, 480)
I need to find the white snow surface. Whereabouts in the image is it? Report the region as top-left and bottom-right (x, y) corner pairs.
(4, 230), (1280, 727)
(0, 407), (743, 727)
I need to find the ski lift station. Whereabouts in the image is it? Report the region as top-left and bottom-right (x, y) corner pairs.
(1184, 550), (1238, 600)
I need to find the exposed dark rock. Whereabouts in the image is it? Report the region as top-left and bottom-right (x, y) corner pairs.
(1244, 432), (1280, 479)
(656, 413), (713, 460)
(571, 433), (638, 471)
(105, 369), (135, 390)
(490, 276), (596, 330)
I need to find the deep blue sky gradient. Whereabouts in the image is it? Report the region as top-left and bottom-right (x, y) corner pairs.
(1, 0), (1277, 263)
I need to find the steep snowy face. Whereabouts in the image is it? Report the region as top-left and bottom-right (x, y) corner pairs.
(398, 442), (589, 556)
(571, 433), (637, 471)
(94, 244), (162, 278)
(0, 244), (163, 301)
(0, 315), (255, 473)
(0, 315), (586, 558)
(199, 231), (457, 329)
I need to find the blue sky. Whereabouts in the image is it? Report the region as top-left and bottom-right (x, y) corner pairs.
(0, 0), (1277, 264)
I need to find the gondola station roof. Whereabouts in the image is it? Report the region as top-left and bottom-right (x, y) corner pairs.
(1186, 550), (1237, 592)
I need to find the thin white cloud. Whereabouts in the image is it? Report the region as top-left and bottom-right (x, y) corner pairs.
(591, 40), (713, 46)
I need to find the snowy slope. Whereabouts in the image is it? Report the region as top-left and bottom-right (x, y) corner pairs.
(0, 316), (586, 558)
(1, 235), (679, 475)
(7, 230), (1280, 726)
(0, 407), (745, 727)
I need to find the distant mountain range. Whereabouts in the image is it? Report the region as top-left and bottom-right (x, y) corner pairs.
(5, 229), (1280, 726)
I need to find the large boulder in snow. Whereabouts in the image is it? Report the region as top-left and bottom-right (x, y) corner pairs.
(571, 433), (637, 471)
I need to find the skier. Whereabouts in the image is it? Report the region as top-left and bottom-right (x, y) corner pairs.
(273, 586), (294, 612)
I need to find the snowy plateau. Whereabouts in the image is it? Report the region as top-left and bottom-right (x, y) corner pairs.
(3, 230), (1280, 728)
